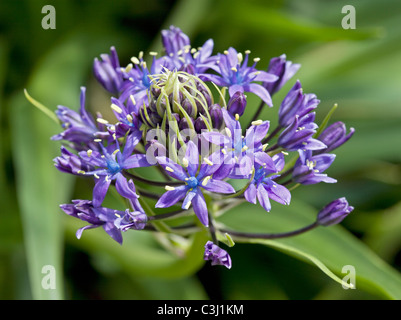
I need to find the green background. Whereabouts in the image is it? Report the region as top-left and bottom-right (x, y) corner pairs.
(1, 0), (400, 300)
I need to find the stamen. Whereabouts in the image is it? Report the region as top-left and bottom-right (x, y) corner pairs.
(182, 157), (189, 167)
(262, 143), (269, 151)
(126, 114), (133, 123)
(184, 200), (191, 210)
(253, 57), (261, 62)
(130, 95), (136, 106)
(235, 113), (240, 121)
(231, 67), (238, 72)
(94, 139), (102, 142)
(138, 51), (143, 59)
(131, 56), (140, 65)
(111, 103), (123, 114)
(94, 174), (100, 179)
(165, 185), (175, 191)
(149, 51), (158, 56)
(242, 146), (248, 152)
(237, 52), (243, 64)
(221, 149), (227, 155)
(281, 151), (289, 155)
(97, 118), (109, 125)
(166, 166), (174, 172)
(190, 48), (197, 54)
(125, 63), (133, 73)
(251, 120), (263, 126)
(202, 176), (212, 186)
(115, 213), (121, 218)
(245, 50), (251, 55)
(112, 149), (120, 156)
(224, 50), (229, 55)
(87, 149), (93, 157)
(225, 127), (232, 138)
(77, 170), (86, 175)
(203, 158), (214, 166)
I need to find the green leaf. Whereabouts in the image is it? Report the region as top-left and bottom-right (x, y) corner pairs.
(218, 199), (401, 299)
(9, 35), (97, 299)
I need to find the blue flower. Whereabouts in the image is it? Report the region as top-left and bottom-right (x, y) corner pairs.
(203, 47), (278, 106)
(315, 121), (355, 154)
(292, 150), (337, 185)
(78, 136), (152, 207)
(155, 141), (235, 227)
(60, 200), (124, 244)
(244, 153), (291, 212)
(203, 108), (271, 178)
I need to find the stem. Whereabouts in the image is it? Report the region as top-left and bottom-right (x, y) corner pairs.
(123, 170), (183, 187)
(262, 125), (282, 145)
(208, 211), (218, 244)
(220, 169), (255, 200)
(137, 195), (172, 233)
(265, 143), (279, 153)
(246, 100), (265, 128)
(221, 221), (319, 240)
(147, 209), (188, 221)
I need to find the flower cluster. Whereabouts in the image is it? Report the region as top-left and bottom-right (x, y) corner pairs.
(53, 26), (355, 269)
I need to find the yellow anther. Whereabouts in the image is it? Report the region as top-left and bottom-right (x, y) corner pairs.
(182, 157), (189, 167)
(204, 158), (213, 166)
(251, 120), (263, 126)
(149, 51), (158, 56)
(87, 149), (93, 157)
(235, 114), (240, 121)
(165, 185), (176, 191)
(166, 166), (174, 172)
(225, 127), (232, 138)
(94, 139), (102, 142)
(94, 174), (100, 179)
(77, 170), (86, 175)
(131, 56), (140, 65)
(111, 103), (123, 114)
(202, 176), (212, 186)
(97, 118), (109, 125)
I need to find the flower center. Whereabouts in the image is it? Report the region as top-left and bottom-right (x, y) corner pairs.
(106, 159), (121, 175)
(186, 176), (199, 189)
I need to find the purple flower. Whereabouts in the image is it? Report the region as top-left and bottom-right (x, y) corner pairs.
(244, 153), (291, 212)
(93, 46), (124, 95)
(54, 146), (94, 175)
(118, 54), (167, 114)
(278, 80), (320, 128)
(202, 108), (271, 178)
(60, 200), (123, 244)
(315, 121), (355, 154)
(52, 87), (108, 151)
(263, 54), (301, 96)
(277, 114), (326, 151)
(292, 150), (337, 185)
(204, 241), (232, 269)
(78, 137), (152, 207)
(317, 197), (354, 226)
(203, 47), (278, 106)
(155, 141), (235, 227)
(161, 25), (218, 76)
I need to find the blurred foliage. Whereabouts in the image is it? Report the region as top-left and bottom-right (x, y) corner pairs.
(1, 0), (400, 300)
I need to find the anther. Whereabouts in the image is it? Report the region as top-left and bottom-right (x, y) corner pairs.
(111, 103), (123, 114)
(165, 186), (175, 191)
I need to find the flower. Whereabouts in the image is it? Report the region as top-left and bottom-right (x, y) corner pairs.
(155, 141), (235, 226)
(60, 200), (124, 244)
(292, 150), (337, 185)
(277, 114), (326, 151)
(204, 241), (232, 269)
(51, 87), (108, 151)
(315, 121), (355, 154)
(244, 153), (291, 212)
(78, 137), (152, 207)
(54, 146), (94, 175)
(161, 25), (218, 76)
(93, 46), (124, 95)
(203, 47), (278, 107)
(316, 197), (354, 226)
(263, 54), (301, 96)
(202, 108), (271, 178)
(278, 80), (320, 128)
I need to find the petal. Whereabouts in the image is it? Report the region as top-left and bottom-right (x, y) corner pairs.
(192, 190), (209, 226)
(182, 190), (197, 210)
(245, 83), (273, 107)
(269, 182), (291, 205)
(123, 154), (153, 169)
(202, 131), (231, 146)
(257, 183), (271, 212)
(185, 140), (199, 177)
(103, 222), (123, 245)
(115, 173), (138, 200)
(253, 71), (278, 83)
(156, 156), (188, 181)
(93, 176), (112, 207)
(244, 183), (257, 204)
(155, 185), (188, 208)
(202, 179), (235, 194)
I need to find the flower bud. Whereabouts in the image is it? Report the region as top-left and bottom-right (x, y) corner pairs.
(204, 241), (232, 269)
(263, 54), (301, 96)
(317, 197), (354, 226)
(209, 104), (223, 129)
(316, 121), (355, 154)
(93, 47), (124, 95)
(227, 91), (247, 116)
